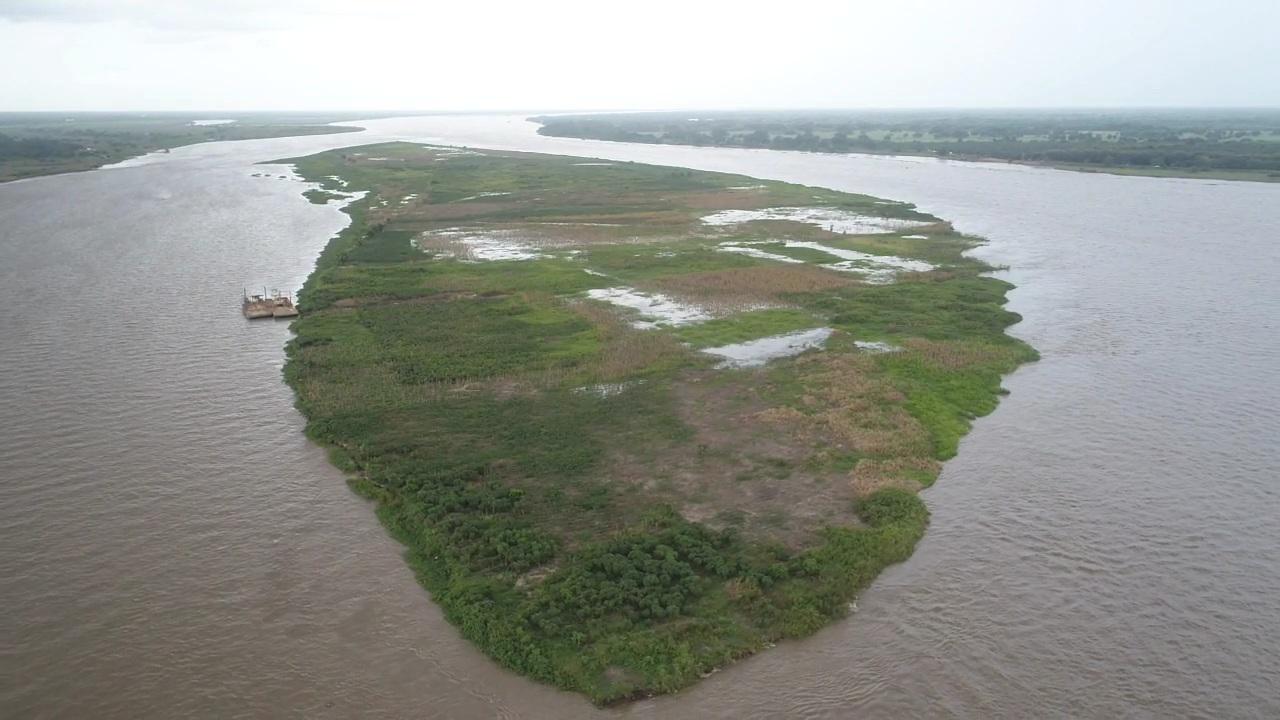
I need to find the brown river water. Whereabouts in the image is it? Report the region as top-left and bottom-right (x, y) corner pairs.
(2, 116), (1278, 719)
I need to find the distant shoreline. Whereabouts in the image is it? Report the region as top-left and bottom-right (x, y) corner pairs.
(535, 112), (1280, 184)
(541, 130), (1280, 184)
(0, 119), (364, 184)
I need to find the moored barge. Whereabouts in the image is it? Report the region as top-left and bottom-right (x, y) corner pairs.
(242, 289), (299, 319)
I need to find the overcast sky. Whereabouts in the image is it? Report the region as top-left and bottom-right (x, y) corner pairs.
(0, 0), (1276, 112)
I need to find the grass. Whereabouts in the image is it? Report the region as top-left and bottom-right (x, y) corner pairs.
(303, 188), (348, 205)
(279, 142), (1035, 704)
(673, 308), (823, 348)
(806, 274), (1027, 343)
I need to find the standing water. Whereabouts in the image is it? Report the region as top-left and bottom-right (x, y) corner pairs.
(1, 116), (1277, 718)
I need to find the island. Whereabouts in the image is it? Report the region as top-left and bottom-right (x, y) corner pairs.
(280, 142), (1037, 704)
(536, 109), (1280, 183)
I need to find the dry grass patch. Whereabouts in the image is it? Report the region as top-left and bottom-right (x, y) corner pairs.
(849, 457), (940, 497)
(520, 222), (684, 246)
(649, 265), (853, 304)
(567, 302), (689, 382)
(760, 353), (933, 459)
(534, 209), (698, 225)
(897, 269), (961, 283)
(901, 338), (1030, 371)
(671, 189), (779, 211)
(389, 200), (515, 222)
(603, 370), (858, 547)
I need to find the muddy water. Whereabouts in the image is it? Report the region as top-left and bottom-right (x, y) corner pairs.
(2, 116), (1278, 719)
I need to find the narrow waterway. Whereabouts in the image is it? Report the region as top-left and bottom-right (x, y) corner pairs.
(2, 116), (1277, 719)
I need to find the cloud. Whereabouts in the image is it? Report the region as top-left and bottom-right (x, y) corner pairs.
(1, 0), (1277, 111)
(0, 0), (98, 22)
(0, 0), (301, 32)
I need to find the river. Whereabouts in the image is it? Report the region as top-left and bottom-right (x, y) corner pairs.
(2, 115), (1277, 719)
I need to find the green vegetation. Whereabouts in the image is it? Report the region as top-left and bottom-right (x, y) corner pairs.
(673, 309), (821, 348)
(303, 188), (348, 205)
(0, 112), (368, 183)
(281, 142), (1035, 703)
(536, 109), (1280, 182)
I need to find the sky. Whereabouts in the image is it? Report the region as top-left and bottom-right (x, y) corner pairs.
(0, 0), (1277, 112)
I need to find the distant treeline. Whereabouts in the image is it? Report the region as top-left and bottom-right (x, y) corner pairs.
(536, 110), (1280, 174)
(0, 133), (83, 161)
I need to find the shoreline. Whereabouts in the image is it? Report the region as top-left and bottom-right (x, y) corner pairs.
(278, 141), (1037, 703)
(0, 123), (365, 184)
